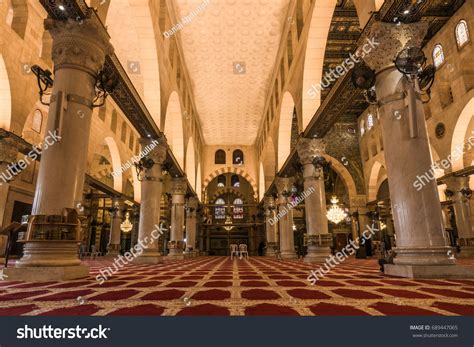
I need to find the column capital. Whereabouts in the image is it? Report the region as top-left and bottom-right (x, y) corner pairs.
(187, 196), (199, 208)
(275, 176), (295, 196)
(0, 137), (20, 165)
(263, 195), (276, 208)
(171, 178), (188, 195)
(445, 176), (471, 192)
(139, 139), (167, 166)
(45, 18), (114, 75)
(361, 21), (428, 72)
(296, 138), (326, 165)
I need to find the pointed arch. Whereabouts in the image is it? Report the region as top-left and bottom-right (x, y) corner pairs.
(105, 0), (161, 128)
(259, 162), (265, 201)
(451, 97), (474, 171)
(164, 92), (184, 168)
(196, 163), (202, 201)
(302, 0), (337, 129)
(367, 160), (384, 202)
(202, 167), (258, 199)
(0, 54), (12, 130)
(104, 137), (123, 192)
(185, 138), (196, 190)
(277, 92), (295, 171)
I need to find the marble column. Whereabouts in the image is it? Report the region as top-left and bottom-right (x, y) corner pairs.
(135, 139), (167, 264)
(168, 178), (187, 259)
(185, 197), (198, 257)
(297, 138), (332, 263)
(9, 18), (113, 280)
(362, 22), (473, 278)
(108, 198), (123, 255)
(445, 176), (474, 258)
(0, 137), (20, 256)
(275, 177), (297, 259)
(263, 195), (278, 256)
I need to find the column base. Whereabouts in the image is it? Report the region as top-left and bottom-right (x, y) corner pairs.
(393, 246), (456, 266)
(167, 248), (184, 260)
(16, 241), (81, 267)
(265, 242), (276, 256)
(458, 246), (474, 259)
(4, 265), (89, 281)
(384, 264), (474, 279)
(107, 244), (120, 256)
(280, 251), (297, 259)
(304, 246), (331, 263)
(134, 251), (162, 264)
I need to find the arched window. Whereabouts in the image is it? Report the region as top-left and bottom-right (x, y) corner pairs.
(7, 1), (28, 39)
(98, 106), (106, 121)
(233, 198), (244, 219)
(231, 174), (240, 188)
(215, 149), (226, 164)
(432, 44), (445, 69)
(455, 20), (470, 48)
(367, 114), (374, 130)
(215, 198), (226, 220)
(233, 149), (244, 165)
(217, 175), (226, 187)
(129, 133), (134, 150)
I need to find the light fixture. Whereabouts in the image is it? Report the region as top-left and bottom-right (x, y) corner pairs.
(58, 4), (65, 11)
(31, 65), (54, 106)
(379, 221), (387, 230)
(120, 212), (133, 233)
(92, 69), (119, 108)
(326, 196), (347, 224)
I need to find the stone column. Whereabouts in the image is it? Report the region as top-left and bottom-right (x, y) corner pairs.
(363, 22), (473, 278)
(263, 195), (278, 256)
(445, 176), (474, 258)
(297, 138), (332, 263)
(185, 196), (198, 257)
(108, 198), (123, 255)
(0, 137), (20, 256)
(168, 178), (187, 259)
(275, 177), (297, 259)
(135, 139), (167, 264)
(9, 18), (113, 280)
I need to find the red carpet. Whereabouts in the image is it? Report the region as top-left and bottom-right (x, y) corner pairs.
(0, 256), (473, 316)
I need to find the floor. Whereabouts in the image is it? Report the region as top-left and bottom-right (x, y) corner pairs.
(0, 256), (474, 316)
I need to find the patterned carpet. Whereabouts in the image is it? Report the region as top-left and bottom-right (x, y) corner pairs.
(1, 256), (474, 316)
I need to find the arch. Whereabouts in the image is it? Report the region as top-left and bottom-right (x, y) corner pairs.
(353, 0), (383, 28)
(203, 167), (258, 198)
(210, 188), (247, 205)
(105, 0), (161, 128)
(196, 163), (202, 201)
(455, 19), (470, 49)
(261, 137), (276, 191)
(302, 0), (337, 129)
(277, 92), (295, 170)
(217, 175), (226, 187)
(164, 92), (184, 168)
(322, 154), (358, 204)
(232, 149), (244, 165)
(231, 174), (240, 188)
(215, 149), (226, 164)
(185, 138), (196, 190)
(367, 160), (384, 202)
(259, 162), (265, 202)
(451, 97), (474, 171)
(103, 137), (123, 192)
(433, 44), (445, 69)
(0, 54), (12, 130)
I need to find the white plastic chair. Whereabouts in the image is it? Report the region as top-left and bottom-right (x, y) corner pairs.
(230, 244), (239, 260)
(239, 244), (249, 259)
